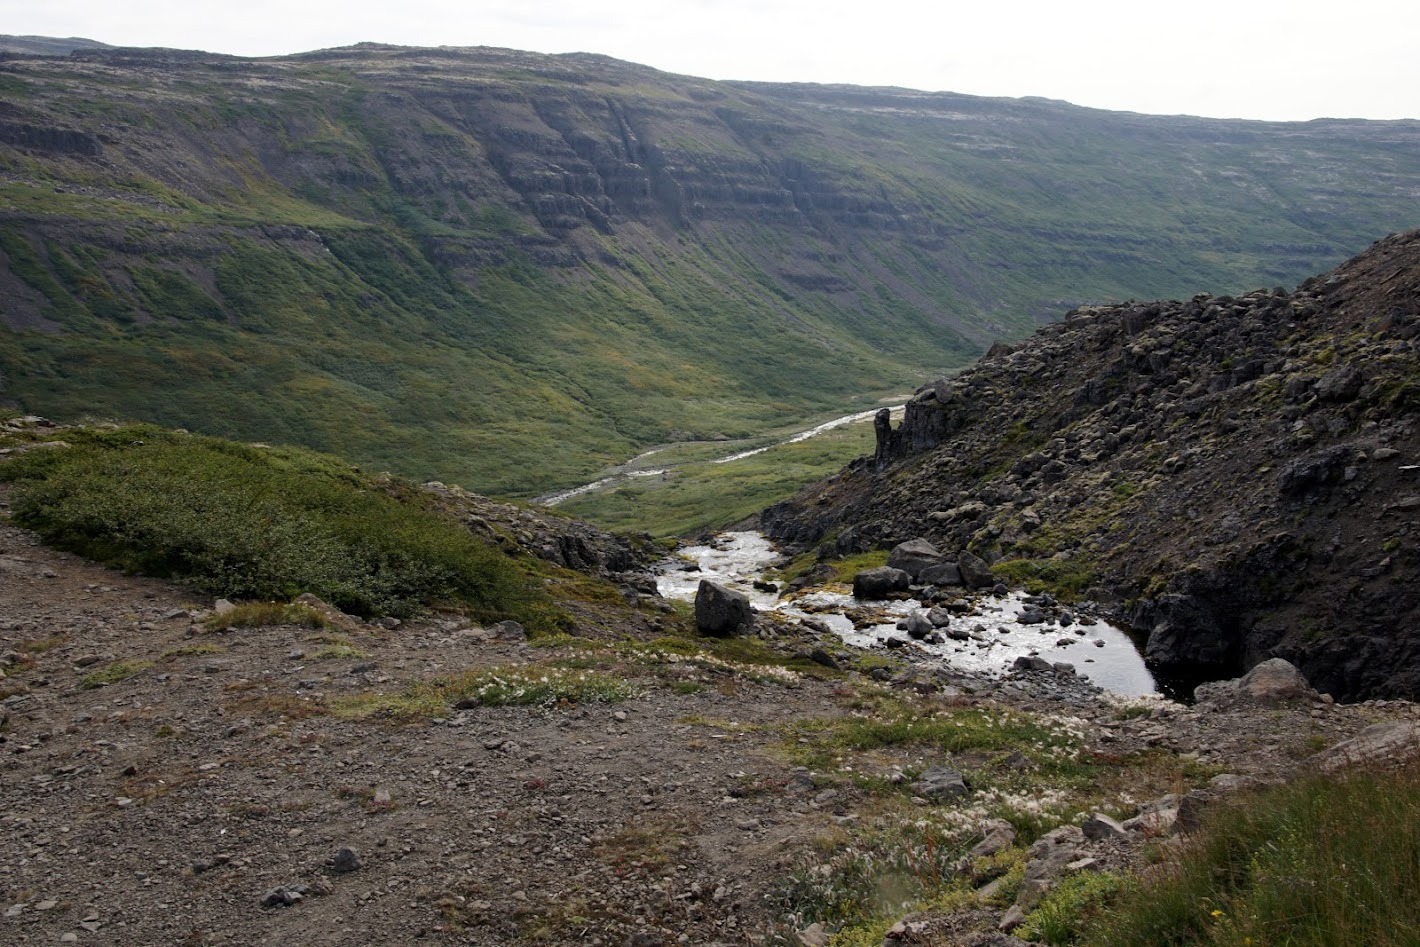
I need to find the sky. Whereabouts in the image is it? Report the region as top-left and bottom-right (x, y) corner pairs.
(3, 0), (1417, 122)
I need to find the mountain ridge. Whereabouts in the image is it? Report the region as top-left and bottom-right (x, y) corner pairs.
(1, 40), (1418, 497)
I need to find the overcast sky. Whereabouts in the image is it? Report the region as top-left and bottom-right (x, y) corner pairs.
(3, 0), (1416, 121)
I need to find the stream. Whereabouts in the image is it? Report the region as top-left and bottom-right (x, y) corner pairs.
(658, 531), (1159, 697)
(536, 405), (902, 506)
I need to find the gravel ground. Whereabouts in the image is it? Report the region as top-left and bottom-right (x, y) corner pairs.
(6, 509), (1417, 947)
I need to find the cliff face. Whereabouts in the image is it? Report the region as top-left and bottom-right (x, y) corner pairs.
(764, 230), (1420, 701)
(1, 43), (1419, 495)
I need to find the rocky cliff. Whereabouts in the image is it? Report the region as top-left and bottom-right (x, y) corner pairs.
(764, 230), (1420, 701)
(1, 43), (1418, 495)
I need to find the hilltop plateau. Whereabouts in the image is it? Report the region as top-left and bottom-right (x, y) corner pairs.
(765, 230), (1420, 702)
(0, 41), (1418, 497)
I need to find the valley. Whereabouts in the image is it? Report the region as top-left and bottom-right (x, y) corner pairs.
(2, 43), (1419, 502)
(2, 34), (1420, 947)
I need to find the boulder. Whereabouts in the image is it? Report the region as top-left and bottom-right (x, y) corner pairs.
(852, 566), (911, 599)
(926, 606), (955, 628)
(886, 538), (947, 581)
(918, 561), (963, 587)
(1314, 366), (1364, 402)
(1081, 813), (1127, 842)
(1312, 720), (1420, 772)
(293, 592), (364, 633)
(1175, 789), (1216, 835)
(489, 620), (526, 642)
(1194, 658), (1319, 707)
(694, 580), (754, 636)
(956, 550), (995, 589)
(1016, 825), (1084, 910)
(969, 819), (1018, 859)
(898, 611), (934, 640)
(1277, 444), (1358, 495)
(912, 765), (968, 801)
(1122, 794), (1179, 835)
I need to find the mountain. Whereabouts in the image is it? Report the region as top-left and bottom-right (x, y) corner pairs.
(763, 230), (1420, 701)
(0, 42), (1418, 496)
(0, 35), (112, 56)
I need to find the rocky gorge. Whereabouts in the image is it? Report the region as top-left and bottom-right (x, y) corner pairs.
(764, 230), (1420, 703)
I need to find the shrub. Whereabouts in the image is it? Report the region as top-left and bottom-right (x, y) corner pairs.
(1018, 870), (1123, 944)
(0, 425), (540, 620)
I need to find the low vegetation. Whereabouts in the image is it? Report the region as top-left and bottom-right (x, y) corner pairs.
(79, 659), (154, 689)
(0, 425), (541, 621)
(1085, 761), (1420, 947)
(340, 634), (829, 720)
(203, 601), (331, 631)
(338, 664), (642, 718)
(558, 416), (881, 537)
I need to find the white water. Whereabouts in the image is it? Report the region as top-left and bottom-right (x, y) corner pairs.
(659, 531), (1158, 697)
(536, 405), (903, 506)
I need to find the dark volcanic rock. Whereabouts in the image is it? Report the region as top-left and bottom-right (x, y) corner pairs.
(1133, 593), (1239, 671)
(886, 538), (947, 581)
(694, 580), (754, 636)
(762, 230), (1420, 701)
(852, 567), (911, 600)
(956, 550), (996, 590)
(912, 765), (968, 801)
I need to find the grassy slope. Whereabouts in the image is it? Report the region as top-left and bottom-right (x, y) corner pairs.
(0, 49), (1417, 505)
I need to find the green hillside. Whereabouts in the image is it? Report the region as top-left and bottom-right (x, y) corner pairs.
(0, 44), (1417, 497)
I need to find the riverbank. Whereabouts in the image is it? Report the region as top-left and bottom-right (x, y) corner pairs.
(657, 531), (1157, 698)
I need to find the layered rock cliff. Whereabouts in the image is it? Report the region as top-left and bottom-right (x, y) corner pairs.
(764, 230), (1420, 701)
(1, 43), (1418, 495)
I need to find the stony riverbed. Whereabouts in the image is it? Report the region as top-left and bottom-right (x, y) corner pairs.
(657, 531), (1158, 697)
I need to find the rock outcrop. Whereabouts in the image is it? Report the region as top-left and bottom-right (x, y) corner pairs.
(765, 231), (1420, 701)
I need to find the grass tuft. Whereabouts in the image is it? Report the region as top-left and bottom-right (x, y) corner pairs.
(1019, 870), (1124, 945)
(80, 660), (154, 689)
(1088, 761), (1420, 946)
(205, 601), (331, 631)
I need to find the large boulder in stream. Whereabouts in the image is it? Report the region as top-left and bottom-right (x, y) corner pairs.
(695, 580), (755, 636)
(852, 567), (911, 600)
(956, 550), (996, 590)
(886, 539), (947, 581)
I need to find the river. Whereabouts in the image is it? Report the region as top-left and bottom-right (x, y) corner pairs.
(536, 405), (903, 506)
(658, 531), (1159, 697)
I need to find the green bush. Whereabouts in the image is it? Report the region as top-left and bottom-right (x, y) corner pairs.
(1018, 870), (1123, 944)
(1088, 761), (1420, 946)
(0, 425), (539, 620)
